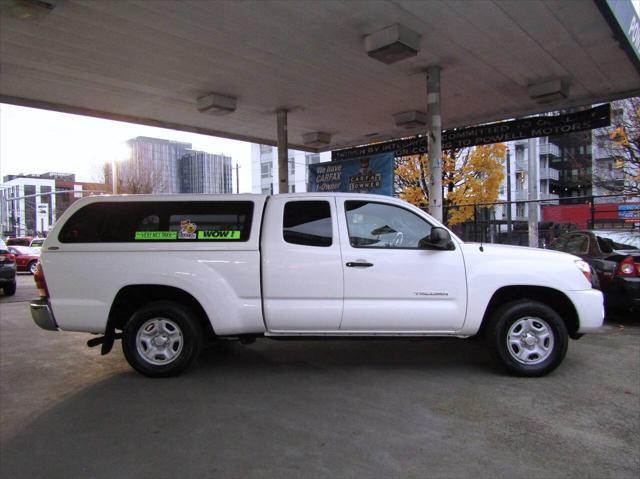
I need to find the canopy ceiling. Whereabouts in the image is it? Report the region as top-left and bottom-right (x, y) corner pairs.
(1, 0), (639, 152)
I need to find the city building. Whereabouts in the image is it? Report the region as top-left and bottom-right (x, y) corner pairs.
(120, 137), (191, 194)
(180, 150), (232, 194)
(496, 104), (635, 223)
(1, 173), (107, 237)
(115, 136), (233, 194)
(497, 137), (562, 222)
(251, 145), (330, 194)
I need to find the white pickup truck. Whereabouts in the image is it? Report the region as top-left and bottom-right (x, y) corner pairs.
(31, 193), (603, 377)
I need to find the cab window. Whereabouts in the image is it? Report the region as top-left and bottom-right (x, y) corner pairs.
(345, 201), (432, 249)
(283, 201), (332, 247)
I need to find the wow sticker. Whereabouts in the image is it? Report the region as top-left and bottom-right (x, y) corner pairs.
(197, 230), (241, 240)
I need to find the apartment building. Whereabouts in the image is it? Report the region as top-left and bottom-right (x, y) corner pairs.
(251, 145), (330, 194)
(1, 173), (107, 237)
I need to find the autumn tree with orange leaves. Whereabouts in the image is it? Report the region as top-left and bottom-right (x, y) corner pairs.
(395, 144), (506, 225)
(593, 97), (640, 196)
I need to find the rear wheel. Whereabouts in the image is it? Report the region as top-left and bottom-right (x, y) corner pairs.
(486, 300), (568, 377)
(3, 282), (16, 296)
(122, 300), (203, 377)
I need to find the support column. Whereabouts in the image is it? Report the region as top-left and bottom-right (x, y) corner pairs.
(427, 66), (443, 222)
(527, 138), (539, 247)
(111, 159), (118, 194)
(277, 110), (289, 194)
(506, 149), (512, 244)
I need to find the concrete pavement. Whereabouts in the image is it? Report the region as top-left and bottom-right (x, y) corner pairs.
(0, 276), (638, 478)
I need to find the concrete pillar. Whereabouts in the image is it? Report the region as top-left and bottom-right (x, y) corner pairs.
(506, 149), (512, 244)
(527, 138), (539, 247)
(427, 66), (443, 222)
(111, 160), (118, 194)
(277, 110), (289, 194)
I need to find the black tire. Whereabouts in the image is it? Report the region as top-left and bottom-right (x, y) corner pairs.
(28, 261), (38, 275)
(486, 300), (568, 377)
(122, 300), (203, 377)
(3, 282), (16, 296)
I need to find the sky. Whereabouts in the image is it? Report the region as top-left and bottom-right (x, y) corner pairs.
(0, 104), (254, 192)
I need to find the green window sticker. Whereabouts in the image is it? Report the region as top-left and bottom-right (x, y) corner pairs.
(197, 230), (241, 240)
(134, 231), (178, 241)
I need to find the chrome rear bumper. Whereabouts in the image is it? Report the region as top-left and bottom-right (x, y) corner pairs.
(30, 298), (59, 331)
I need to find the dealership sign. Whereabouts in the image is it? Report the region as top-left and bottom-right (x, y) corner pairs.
(619, 203), (640, 223)
(308, 152), (394, 195)
(331, 104), (611, 160)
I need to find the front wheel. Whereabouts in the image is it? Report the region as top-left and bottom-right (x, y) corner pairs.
(122, 301), (203, 377)
(28, 261), (38, 275)
(486, 300), (568, 377)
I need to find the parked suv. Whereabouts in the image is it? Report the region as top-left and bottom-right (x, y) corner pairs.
(0, 239), (17, 296)
(29, 238), (45, 251)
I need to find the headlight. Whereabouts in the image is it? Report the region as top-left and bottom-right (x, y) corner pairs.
(575, 260), (592, 284)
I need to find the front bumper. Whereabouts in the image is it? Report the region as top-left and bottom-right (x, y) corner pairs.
(30, 298), (59, 331)
(565, 289), (605, 333)
(0, 264), (16, 283)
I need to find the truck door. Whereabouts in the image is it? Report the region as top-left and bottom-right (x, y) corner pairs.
(338, 199), (467, 332)
(261, 196), (343, 332)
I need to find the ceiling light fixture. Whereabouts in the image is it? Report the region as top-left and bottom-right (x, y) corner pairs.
(365, 24), (421, 64)
(393, 110), (427, 129)
(197, 93), (237, 116)
(302, 131), (331, 147)
(529, 79), (570, 104)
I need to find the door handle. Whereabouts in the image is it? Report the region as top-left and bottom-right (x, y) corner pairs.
(346, 262), (373, 268)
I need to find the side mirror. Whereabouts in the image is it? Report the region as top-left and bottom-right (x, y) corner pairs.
(419, 227), (455, 251)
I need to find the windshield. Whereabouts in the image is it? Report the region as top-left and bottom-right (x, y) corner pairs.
(596, 231), (640, 251)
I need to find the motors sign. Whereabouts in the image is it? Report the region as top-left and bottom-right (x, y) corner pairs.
(442, 104), (611, 149)
(331, 137), (427, 161)
(331, 104), (611, 160)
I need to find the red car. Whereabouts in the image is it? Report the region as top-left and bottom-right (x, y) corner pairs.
(7, 246), (40, 274)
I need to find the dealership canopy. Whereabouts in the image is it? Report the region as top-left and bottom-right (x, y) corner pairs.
(0, 0), (639, 153)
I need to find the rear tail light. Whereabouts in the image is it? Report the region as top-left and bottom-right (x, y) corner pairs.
(616, 256), (638, 277)
(33, 262), (49, 297)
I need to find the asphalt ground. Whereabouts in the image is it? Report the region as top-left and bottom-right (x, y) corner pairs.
(0, 274), (638, 479)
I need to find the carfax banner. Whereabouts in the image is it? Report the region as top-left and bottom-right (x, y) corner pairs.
(308, 152), (394, 196)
